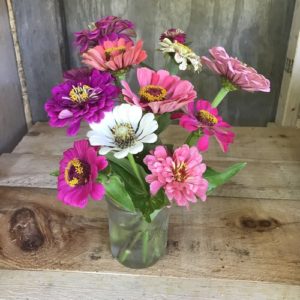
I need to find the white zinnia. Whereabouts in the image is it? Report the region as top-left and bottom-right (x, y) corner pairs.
(159, 38), (202, 72)
(87, 104), (158, 159)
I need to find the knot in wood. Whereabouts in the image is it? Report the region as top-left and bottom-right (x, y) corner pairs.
(10, 208), (44, 251)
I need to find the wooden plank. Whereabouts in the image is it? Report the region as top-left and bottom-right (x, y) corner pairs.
(276, 0), (300, 126)
(13, 123), (300, 162)
(1, 153), (300, 201)
(0, 0), (27, 153)
(1, 270), (300, 300)
(0, 186), (299, 286)
(11, 0), (67, 122)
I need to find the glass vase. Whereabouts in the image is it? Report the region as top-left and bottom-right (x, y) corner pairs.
(106, 199), (170, 269)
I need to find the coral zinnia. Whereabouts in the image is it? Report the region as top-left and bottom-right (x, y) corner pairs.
(82, 38), (147, 73)
(58, 140), (107, 208)
(179, 100), (235, 152)
(88, 104), (158, 159)
(122, 67), (196, 114)
(44, 68), (118, 136)
(144, 145), (208, 207)
(201, 47), (270, 92)
(74, 16), (136, 53)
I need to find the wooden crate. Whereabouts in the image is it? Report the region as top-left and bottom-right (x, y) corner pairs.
(0, 123), (300, 299)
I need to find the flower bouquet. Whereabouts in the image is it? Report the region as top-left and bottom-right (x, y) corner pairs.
(45, 16), (270, 269)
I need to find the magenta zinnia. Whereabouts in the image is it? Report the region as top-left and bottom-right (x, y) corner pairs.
(201, 47), (270, 92)
(44, 68), (118, 136)
(144, 145), (208, 207)
(122, 67), (196, 114)
(160, 28), (186, 44)
(58, 140), (107, 208)
(179, 100), (235, 152)
(74, 16), (136, 53)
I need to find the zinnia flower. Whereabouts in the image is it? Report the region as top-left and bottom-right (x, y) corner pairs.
(201, 47), (270, 92)
(121, 67), (196, 114)
(159, 38), (202, 72)
(160, 28), (186, 44)
(144, 145), (208, 207)
(58, 140), (107, 208)
(82, 38), (147, 74)
(74, 16), (136, 53)
(88, 104), (158, 159)
(45, 68), (119, 136)
(179, 100), (235, 152)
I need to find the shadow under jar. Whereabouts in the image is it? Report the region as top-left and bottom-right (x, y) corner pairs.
(106, 199), (170, 269)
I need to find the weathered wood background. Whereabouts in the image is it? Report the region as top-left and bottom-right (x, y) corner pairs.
(11, 0), (295, 126)
(0, 0), (27, 153)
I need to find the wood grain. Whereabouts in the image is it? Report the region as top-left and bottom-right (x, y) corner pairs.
(1, 270), (300, 300)
(0, 186), (299, 286)
(1, 153), (300, 201)
(13, 123), (300, 163)
(0, 0), (27, 153)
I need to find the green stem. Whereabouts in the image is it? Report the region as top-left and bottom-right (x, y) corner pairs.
(142, 231), (149, 264)
(127, 153), (147, 192)
(118, 231), (143, 263)
(211, 87), (230, 107)
(185, 130), (201, 146)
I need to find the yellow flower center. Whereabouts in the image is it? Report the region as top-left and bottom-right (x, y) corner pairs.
(69, 85), (91, 103)
(64, 158), (90, 187)
(105, 46), (126, 59)
(139, 85), (167, 102)
(198, 110), (218, 126)
(173, 162), (188, 182)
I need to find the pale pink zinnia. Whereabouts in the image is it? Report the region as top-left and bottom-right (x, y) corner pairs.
(179, 100), (235, 152)
(122, 67), (196, 114)
(201, 47), (270, 92)
(82, 38), (147, 72)
(144, 145), (208, 207)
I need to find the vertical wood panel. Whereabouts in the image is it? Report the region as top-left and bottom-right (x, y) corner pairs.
(11, 0), (68, 122)
(0, 0), (27, 153)
(63, 0), (295, 126)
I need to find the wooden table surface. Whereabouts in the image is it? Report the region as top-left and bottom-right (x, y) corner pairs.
(0, 123), (300, 300)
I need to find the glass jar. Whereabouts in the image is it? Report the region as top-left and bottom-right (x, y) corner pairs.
(106, 199), (170, 269)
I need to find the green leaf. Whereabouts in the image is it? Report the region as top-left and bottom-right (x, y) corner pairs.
(98, 173), (135, 212)
(50, 170), (59, 177)
(105, 153), (170, 222)
(204, 162), (247, 193)
(156, 113), (172, 134)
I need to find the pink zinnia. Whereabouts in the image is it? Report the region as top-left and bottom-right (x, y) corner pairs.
(122, 67), (196, 114)
(201, 47), (270, 92)
(144, 145), (208, 207)
(58, 140), (107, 208)
(179, 100), (235, 152)
(82, 38), (147, 72)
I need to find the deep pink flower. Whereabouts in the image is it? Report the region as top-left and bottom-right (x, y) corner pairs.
(58, 140), (107, 208)
(144, 145), (208, 207)
(201, 47), (270, 92)
(82, 38), (147, 73)
(179, 100), (235, 152)
(160, 28), (186, 44)
(74, 16), (136, 53)
(44, 68), (118, 136)
(122, 67), (196, 114)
